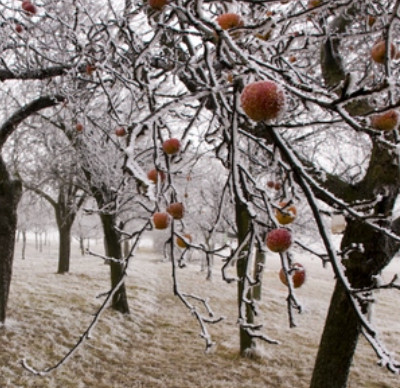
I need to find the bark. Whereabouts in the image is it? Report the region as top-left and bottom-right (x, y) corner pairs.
(21, 231), (26, 260)
(310, 281), (360, 388)
(100, 213), (130, 314)
(252, 247), (266, 301)
(235, 200), (255, 355)
(57, 224), (72, 274)
(0, 161), (22, 323)
(79, 237), (85, 256)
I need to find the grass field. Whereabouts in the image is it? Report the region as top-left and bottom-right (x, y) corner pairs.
(1, 237), (399, 388)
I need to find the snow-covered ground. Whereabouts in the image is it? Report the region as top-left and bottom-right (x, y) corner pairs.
(1, 238), (399, 388)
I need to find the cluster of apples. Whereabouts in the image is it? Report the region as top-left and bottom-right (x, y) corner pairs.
(264, 202), (306, 288)
(153, 202), (192, 248)
(267, 180), (282, 191)
(148, 137), (192, 248)
(265, 202), (296, 253)
(152, 202), (184, 229)
(147, 138), (181, 183)
(369, 40), (399, 131)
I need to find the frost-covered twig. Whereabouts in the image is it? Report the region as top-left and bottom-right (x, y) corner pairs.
(280, 252), (302, 328)
(169, 222), (223, 351)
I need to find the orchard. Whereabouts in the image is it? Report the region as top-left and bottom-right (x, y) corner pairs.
(0, 1), (400, 388)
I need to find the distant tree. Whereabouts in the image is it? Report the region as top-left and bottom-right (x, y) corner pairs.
(9, 126), (87, 273)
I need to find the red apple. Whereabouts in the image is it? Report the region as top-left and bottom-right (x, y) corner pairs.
(370, 110), (399, 131)
(275, 202), (297, 225)
(22, 1), (37, 15)
(289, 55), (297, 63)
(371, 40), (397, 64)
(162, 138), (181, 155)
(216, 13), (244, 30)
(267, 180), (275, 188)
(76, 122), (84, 132)
(148, 0), (168, 10)
(266, 228), (292, 253)
(115, 127), (126, 137)
(15, 24), (23, 33)
(274, 182), (282, 190)
(147, 169), (165, 184)
(367, 16), (376, 27)
(153, 212), (170, 229)
(86, 64), (96, 75)
(167, 202), (184, 220)
(176, 233), (192, 248)
(308, 0), (322, 8)
(240, 81), (285, 122)
(279, 263), (306, 288)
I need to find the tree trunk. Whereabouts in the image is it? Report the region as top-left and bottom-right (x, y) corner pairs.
(310, 281), (360, 388)
(39, 232), (43, 252)
(100, 213), (130, 314)
(311, 216), (400, 387)
(252, 247), (266, 301)
(57, 224), (71, 274)
(235, 200), (255, 355)
(21, 230), (26, 260)
(0, 168), (22, 323)
(79, 237), (85, 256)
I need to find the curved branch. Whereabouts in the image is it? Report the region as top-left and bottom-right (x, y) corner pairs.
(0, 95), (65, 149)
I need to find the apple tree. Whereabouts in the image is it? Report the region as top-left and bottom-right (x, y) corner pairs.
(114, 0), (400, 385)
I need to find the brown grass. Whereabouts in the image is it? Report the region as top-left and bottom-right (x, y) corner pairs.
(0, 239), (399, 388)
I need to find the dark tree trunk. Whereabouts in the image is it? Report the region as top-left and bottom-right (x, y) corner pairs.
(311, 217), (400, 388)
(57, 224), (71, 274)
(0, 162), (22, 323)
(100, 213), (130, 314)
(310, 281), (360, 388)
(235, 200), (255, 355)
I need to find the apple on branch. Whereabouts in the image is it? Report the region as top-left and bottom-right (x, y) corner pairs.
(266, 228), (292, 253)
(279, 263), (306, 288)
(115, 127), (127, 137)
(167, 202), (184, 220)
(308, 0), (322, 8)
(147, 169), (165, 184)
(240, 81), (285, 122)
(75, 123), (84, 132)
(152, 212), (170, 230)
(15, 24), (24, 33)
(22, 1), (37, 15)
(86, 64), (96, 76)
(216, 13), (244, 30)
(162, 138), (181, 155)
(371, 40), (397, 64)
(275, 202), (297, 225)
(370, 110), (399, 131)
(148, 0), (168, 10)
(176, 233), (192, 248)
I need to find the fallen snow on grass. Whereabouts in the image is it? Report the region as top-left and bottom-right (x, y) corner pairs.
(1, 239), (399, 387)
